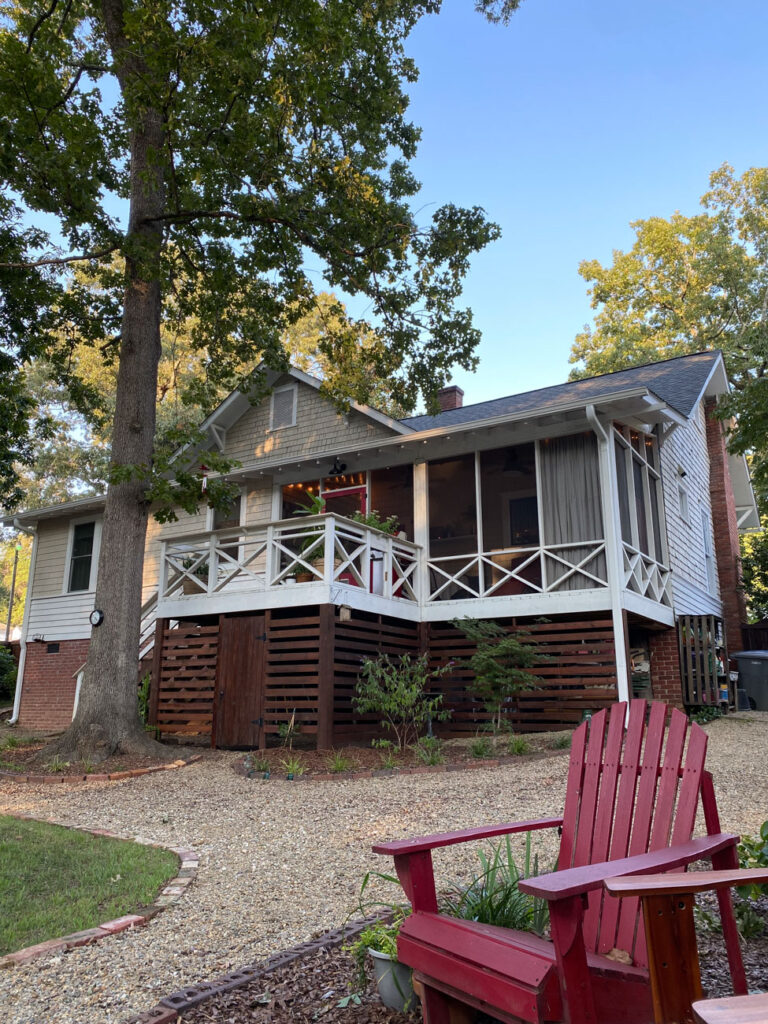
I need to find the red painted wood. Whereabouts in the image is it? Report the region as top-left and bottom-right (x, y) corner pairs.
(573, 708), (608, 869)
(519, 834), (738, 900)
(372, 817), (563, 856)
(583, 702), (626, 951)
(557, 718), (589, 871)
(710, 840), (748, 997)
(393, 850), (438, 913)
(672, 724), (708, 845)
(549, 895), (598, 1024)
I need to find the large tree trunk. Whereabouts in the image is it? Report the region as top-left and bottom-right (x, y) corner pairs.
(41, 6), (170, 762)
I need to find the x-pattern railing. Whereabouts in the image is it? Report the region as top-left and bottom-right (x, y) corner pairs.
(622, 542), (673, 606)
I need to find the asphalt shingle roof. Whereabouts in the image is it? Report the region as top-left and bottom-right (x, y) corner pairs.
(400, 351), (722, 431)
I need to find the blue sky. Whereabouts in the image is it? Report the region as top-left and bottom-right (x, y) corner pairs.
(391, 0), (768, 404)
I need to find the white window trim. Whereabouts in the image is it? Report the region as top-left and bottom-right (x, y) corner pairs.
(206, 486), (247, 532)
(678, 482), (690, 523)
(701, 507), (717, 594)
(269, 383), (298, 431)
(62, 516), (102, 594)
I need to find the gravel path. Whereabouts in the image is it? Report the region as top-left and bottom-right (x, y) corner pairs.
(1, 713), (767, 1024)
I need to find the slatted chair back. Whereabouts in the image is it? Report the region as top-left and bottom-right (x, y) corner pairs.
(557, 700), (709, 967)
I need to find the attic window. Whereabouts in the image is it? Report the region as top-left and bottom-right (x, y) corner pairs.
(270, 385), (297, 430)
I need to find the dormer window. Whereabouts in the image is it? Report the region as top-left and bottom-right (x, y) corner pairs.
(270, 384), (297, 430)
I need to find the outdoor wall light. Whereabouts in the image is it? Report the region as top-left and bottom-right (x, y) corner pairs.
(330, 457), (347, 474)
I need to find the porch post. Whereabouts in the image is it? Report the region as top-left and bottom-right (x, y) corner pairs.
(317, 604), (335, 749)
(413, 460), (429, 606)
(587, 406), (631, 704)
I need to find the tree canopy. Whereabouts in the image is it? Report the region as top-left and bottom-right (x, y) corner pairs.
(568, 163), (768, 498)
(0, 0), (519, 759)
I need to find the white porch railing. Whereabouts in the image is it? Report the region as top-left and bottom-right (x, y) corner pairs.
(622, 542), (673, 606)
(426, 541), (609, 602)
(160, 514), (420, 604)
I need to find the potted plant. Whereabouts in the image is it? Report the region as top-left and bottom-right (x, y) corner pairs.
(349, 912), (414, 1012)
(347, 509), (400, 535)
(291, 493), (326, 581)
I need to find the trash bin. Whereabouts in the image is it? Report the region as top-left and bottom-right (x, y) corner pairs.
(730, 651), (768, 711)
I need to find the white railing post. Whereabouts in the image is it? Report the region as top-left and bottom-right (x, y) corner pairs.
(266, 524), (275, 586)
(208, 533), (217, 594)
(413, 461), (429, 604)
(324, 515), (334, 585)
(384, 535), (393, 599)
(159, 540), (168, 598)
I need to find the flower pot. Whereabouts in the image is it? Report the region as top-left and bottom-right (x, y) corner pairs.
(368, 948), (414, 1012)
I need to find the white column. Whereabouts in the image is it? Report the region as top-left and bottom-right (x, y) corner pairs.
(413, 461), (429, 606)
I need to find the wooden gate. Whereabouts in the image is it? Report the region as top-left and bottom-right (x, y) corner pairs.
(677, 614), (727, 707)
(214, 613), (266, 748)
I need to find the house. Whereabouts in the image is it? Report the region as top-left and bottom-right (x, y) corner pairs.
(5, 350), (758, 747)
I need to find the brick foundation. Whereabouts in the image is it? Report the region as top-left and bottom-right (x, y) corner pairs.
(705, 400), (747, 653)
(649, 629), (684, 709)
(18, 639), (90, 732)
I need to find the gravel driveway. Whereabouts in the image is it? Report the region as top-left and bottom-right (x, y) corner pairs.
(1, 713), (767, 1024)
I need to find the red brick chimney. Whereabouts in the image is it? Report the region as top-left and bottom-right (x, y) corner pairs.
(437, 385), (464, 411)
(704, 398), (747, 652)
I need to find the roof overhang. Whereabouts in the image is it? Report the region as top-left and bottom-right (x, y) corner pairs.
(3, 493), (107, 528)
(729, 453), (760, 531)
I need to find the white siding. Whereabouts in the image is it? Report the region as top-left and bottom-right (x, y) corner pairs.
(26, 593), (95, 641)
(659, 401), (721, 606)
(30, 520), (71, 598)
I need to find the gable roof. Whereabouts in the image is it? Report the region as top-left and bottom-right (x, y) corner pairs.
(400, 351), (725, 431)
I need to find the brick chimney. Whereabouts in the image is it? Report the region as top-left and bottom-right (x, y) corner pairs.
(437, 385), (464, 411)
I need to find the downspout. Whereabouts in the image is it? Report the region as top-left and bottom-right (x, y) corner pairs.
(586, 406), (631, 704)
(8, 520), (37, 725)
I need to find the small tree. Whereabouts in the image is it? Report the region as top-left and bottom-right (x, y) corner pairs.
(455, 619), (543, 734)
(354, 653), (452, 751)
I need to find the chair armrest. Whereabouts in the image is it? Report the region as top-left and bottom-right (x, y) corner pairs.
(604, 867), (768, 898)
(519, 833), (739, 901)
(372, 816), (563, 857)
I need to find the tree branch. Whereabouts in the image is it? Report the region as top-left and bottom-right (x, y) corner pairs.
(26, 0), (60, 52)
(0, 246), (120, 269)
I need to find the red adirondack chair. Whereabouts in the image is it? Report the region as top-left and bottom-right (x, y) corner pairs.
(373, 701), (747, 1024)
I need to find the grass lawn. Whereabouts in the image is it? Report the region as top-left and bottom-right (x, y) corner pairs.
(0, 815), (179, 955)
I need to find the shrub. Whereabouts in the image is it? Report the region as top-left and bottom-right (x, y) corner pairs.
(0, 647), (17, 702)
(413, 735), (444, 765)
(470, 735), (493, 759)
(327, 750), (355, 774)
(507, 735), (530, 756)
(453, 619), (544, 734)
(354, 653), (452, 751)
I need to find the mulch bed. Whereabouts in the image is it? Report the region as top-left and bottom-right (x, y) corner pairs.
(233, 735), (570, 781)
(170, 896), (768, 1024)
(0, 739), (190, 779)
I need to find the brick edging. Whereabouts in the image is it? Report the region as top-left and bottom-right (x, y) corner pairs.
(123, 918), (381, 1024)
(0, 753), (202, 785)
(0, 819), (198, 969)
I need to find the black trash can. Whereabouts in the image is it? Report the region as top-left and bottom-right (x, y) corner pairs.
(730, 651), (768, 711)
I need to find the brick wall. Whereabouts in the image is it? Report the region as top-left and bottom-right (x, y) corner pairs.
(18, 638), (89, 731)
(649, 628), (684, 708)
(704, 400), (747, 653)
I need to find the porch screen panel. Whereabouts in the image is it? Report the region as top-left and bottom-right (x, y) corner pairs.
(480, 444), (538, 550)
(540, 433), (606, 590)
(428, 455), (477, 557)
(371, 466), (414, 540)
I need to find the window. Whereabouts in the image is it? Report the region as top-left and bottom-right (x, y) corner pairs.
(612, 426), (666, 564)
(270, 384), (297, 430)
(67, 521), (97, 592)
(678, 483), (690, 522)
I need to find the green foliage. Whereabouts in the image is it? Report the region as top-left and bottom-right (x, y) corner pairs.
(45, 754), (71, 774)
(377, 747), (400, 770)
(0, 535), (31, 632)
(688, 706), (724, 725)
(280, 754), (305, 778)
(506, 734), (530, 756)
(568, 164), (768, 503)
(440, 833), (550, 936)
(469, 735), (494, 759)
(0, 647), (17, 702)
(277, 712), (302, 749)
(137, 674), (151, 725)
(548, 733), (572, 751)
(244, 753), (271, 775)
(354, 653), (452, 751)
(454, 618), (543, 734)
(327, 750), (355, 774)
(348, 510), (400, 534)
(346, 869), (410, 990)
(741, 518), (768, 622)
(738, 820), (768, 899)
(412, 735), (445, 765)
(0, 815), (178, 956)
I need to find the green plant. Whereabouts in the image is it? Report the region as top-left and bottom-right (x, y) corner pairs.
(548, 733), (572, 750)
(469, 735), (493, 759)
(45, 755), (71, 774)
(507, 734), (530, 756)
(327, 750), (355, 774)
(737, 819), (768, 898)
(346, 870), (411, 991)
(354, 653), (452, 751)
(0, 734), (34, 751)
(377, 748), (399, 770)
(348, 509), (399, 535)
(689, 706), (724, 724)
(280, 754), (305, 777)
(413, 735), (444, 765)
(292, 493), (326, 568)
(138, 673), (151, 725)
(440, 832), (550, 936)
(454, 618), (544, 734)
(277, 710), (301, 749)
(0, 647), (17, 702)
(81, 756), (95, 775)
(244, 753), (271, 774)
